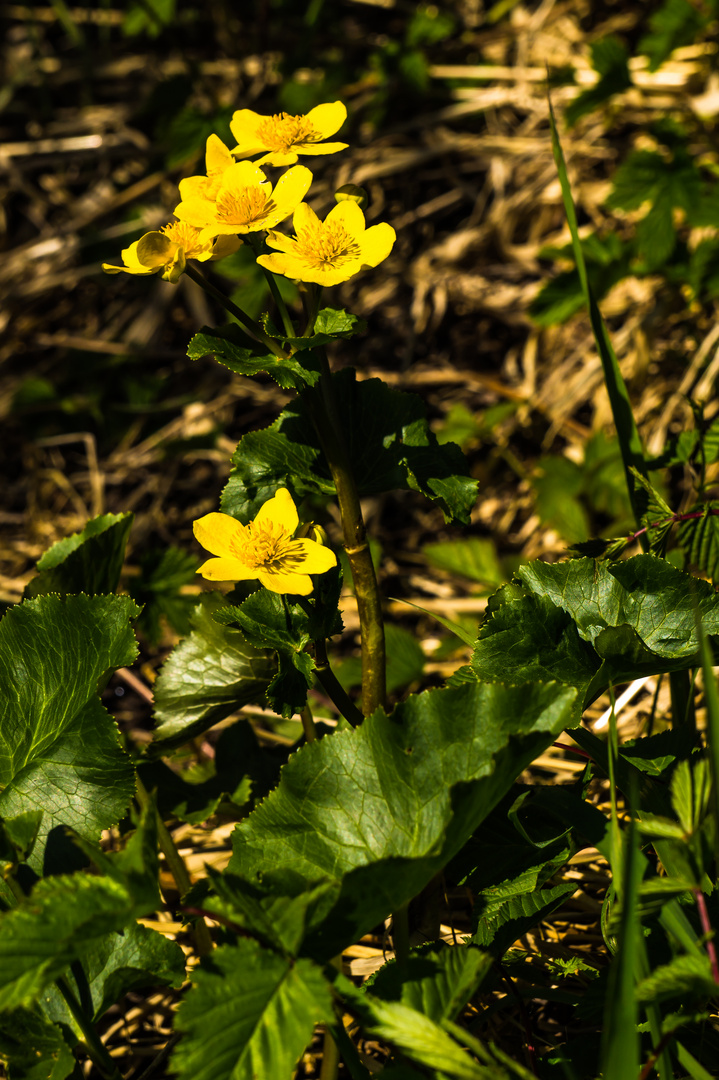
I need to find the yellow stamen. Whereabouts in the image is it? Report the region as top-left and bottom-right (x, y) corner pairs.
(255, 113), (319, 152)
(231, 520), (303, 571)
(216, 187), (276, 227)
(161, 221), (202, 253)
(295, 220), (361, 270)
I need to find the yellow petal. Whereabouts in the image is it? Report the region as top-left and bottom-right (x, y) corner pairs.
(254, 488), (298, 535)
(293, 200), (320, 233)
(205, 133), (235, 175)
(265, 166), (313, 225)
(325, 199), (365, 237)
(208, 234), (244, 261)
(136, 232), (177, 269)
(222, 160), (269, 193)
(102, 240), (158, 276)
(178, 175), (215, 202)
(256, 150), (299, 167)
(196, 557), (257, 582)
(263, 230), (297, 255)
(292, 141), (348, 156)
(289, 539), (337, 574)
(174, 196), (216, 228)
(229, 108), (266, 156)
(193, 512), (248, 557)
(255, 252), (297, 277)
(360, 222), (396, 268)
(161, 247), (186, 282)
(305, 101), (347, 139)
(258, 568), (314, 595)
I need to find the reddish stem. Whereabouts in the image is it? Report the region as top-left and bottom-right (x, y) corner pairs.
(694, 888), (719, 984)
(552, 741), (592, 759)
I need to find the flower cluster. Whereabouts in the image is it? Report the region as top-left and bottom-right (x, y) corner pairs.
(103, 100), (395, 287)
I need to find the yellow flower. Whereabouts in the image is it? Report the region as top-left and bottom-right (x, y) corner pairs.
(230, 101), (348, 166)
(256, 200), (395, 286)
(193, 488), (337, 596)
(102, 221), (241, 283)
(177, 134), (236, 206)
(174, 161), (312, 243)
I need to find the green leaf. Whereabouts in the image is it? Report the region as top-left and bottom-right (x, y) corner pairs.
(172, 941), (333, 1080)
(24, 513), (133, 599)
(636, 952), (717, 1004)
(222, 586), (342, 717)
(284, 307), (367, 351)
(370, 946), (494, 1024)
(565, 37), (631, 127)
(631, 468), (673, 556)
(150, 595), (276, 752)
(0, 1007), (74, 1080)
(0, 595), (138, 872)
(639, 0), (707, 72)
(532, 456), (589, 543)
(466, 556), (719, 720)
(0, 870), (156, 1011)
(351, 994), (489, 1079)
(229, 680), (577, 959)
(473, 881), (576, 955)
(188, 324), (323, 391)
(423, 538), (504, 587)
(43, 920), (185, 1026)
(0, 811), (43, 867)
(127, 546), (199, 644)
(678, 502), (719, 584)
(221, 369), (478, 525)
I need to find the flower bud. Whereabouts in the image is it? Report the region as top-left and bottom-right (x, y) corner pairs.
(334, 184), (368, 210)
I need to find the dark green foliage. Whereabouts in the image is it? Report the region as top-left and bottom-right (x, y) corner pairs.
(565, 37), (632, 127)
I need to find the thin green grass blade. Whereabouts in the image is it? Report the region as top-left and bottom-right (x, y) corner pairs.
(601, 775), (643, 1079)
(547, 94), (649, 534)
(674, 1039), (714, 1080)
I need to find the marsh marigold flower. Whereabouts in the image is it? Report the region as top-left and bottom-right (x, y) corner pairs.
(257, 200), (395, 287)
(174, 161), (312, 243)
(102, 221), (241, 283)
(193, 488), (336, 596)
(230, 101), (348, 166)
(177, 134), (236, 207)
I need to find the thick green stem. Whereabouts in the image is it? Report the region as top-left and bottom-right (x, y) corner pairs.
(184, 263), (288, 359)
(246, 235), (296, 338)
(303, 283), (321, 337)
(135, 776), (213, 956)
(307, 358), (386, 715)
(300, 703), (317, 742)
(314, 637), (364, 727)
(56, 977), (124, 1080)
(319, 1027), (341, 1080)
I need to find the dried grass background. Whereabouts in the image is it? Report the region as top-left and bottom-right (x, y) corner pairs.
(2, 0), (719, 1075)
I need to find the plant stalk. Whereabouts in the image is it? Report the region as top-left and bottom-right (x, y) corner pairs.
(307, 356), (386, 716)
(314, 637), (364, 727)
(300, 703), (317, 742)
(135, 776), (213, 956)
(184, 263), (289, 359)
(245, 236), (296, 338)
(56, 976), (124, 1080)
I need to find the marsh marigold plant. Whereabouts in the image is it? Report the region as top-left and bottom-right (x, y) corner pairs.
(193, 488), (337, 595)
(102, 222), (241, 283)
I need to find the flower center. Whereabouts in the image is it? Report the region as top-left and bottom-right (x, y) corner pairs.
(295, 220), (361, 269)
(216, 185), (276, 227)
(162, 221), (203, 256)
(255, 113), (319, 152)
(231, 520), (298, 570)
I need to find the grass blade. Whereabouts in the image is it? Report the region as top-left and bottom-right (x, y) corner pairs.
(547, 93), (648, 533)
